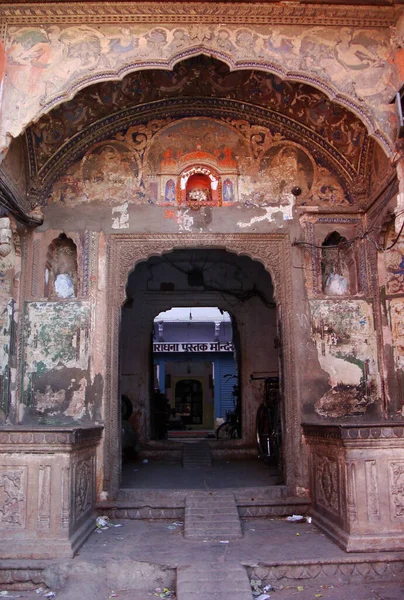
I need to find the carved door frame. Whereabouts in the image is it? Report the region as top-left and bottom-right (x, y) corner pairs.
(104, 233), (299, 497)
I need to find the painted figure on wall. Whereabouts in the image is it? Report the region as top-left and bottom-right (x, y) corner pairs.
(165, 179), (176, 203)
(223, 179), (234, 202)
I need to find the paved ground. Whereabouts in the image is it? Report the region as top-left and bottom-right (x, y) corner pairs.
(2, 458), (404, 599)
(121, 456), (281, 488)
(3, 517), (403, 600)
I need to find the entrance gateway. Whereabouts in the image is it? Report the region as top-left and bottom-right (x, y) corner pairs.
(105, 233), (297, 497)
(1, 4), (404, 562)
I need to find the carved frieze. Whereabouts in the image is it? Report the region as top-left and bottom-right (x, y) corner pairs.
(390, 461), (404, 520)
(37, 464), (51, 530)
(73, 457), (93, 521)
(0, 3), (396, 27)
(315, 454), (339, 514)
(0, 467), (26, 529)
(365, 459), (380, 522)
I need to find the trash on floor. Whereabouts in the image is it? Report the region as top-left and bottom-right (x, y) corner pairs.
(0, 592), (22, 598)
(286, 515), (306, 523)
(95, 516), (122, 531)
(108, 593), (117, 599)
(43, 593), (56, 599)
(167, 521), (183, 530)
(250, 578), (273, 598)
(153, 587), (175, 598)
(143, 459), (149, 464)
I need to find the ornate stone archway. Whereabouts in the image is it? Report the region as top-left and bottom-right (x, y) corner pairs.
(104, 232), (297, 498)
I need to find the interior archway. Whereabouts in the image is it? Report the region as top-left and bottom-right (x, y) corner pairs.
(104, 234), (293, 497)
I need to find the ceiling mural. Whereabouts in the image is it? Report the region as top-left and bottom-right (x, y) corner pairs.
(1, 20), (397, 156)
(27, 56), (370, 179)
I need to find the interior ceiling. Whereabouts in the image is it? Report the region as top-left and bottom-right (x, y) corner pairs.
(26, 54), (390, 204)
(26, 55), (373, 179)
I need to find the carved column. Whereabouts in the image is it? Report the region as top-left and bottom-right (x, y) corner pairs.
(0, 425), (102, 559)
(303, 423), (404, 552)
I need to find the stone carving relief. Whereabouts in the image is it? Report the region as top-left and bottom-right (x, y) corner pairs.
(37, 464), (51, 530)
(365, 459), (380, 522)
(390, 462), (404, 519)
(310, 299), (378, 418)
(316, 455), (339, 514)
(74, 458), (93, 521)
(1, 20), (397, 155)
(0, 467), (26, 529)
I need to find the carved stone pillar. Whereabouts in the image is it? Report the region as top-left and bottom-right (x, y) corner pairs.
(0, 425), (102, 559)
(303, 423), (404, 552)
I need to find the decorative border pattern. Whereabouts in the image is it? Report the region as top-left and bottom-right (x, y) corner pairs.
(104, 233), (298, 497)
(0, 426), (103, 447)
(0, 3), (396, 27)
(303, 423), (404, 441)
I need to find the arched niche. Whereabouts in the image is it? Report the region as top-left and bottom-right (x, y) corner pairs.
(45, 233), (78, 299)
(321, 231), (357, 296)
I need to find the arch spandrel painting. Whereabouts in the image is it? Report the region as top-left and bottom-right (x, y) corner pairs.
(48, 115), (352, 215)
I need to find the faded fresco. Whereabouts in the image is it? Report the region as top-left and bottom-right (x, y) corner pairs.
(310, 299), (378, 418)
(1, 23), (397, 156)
(21, 301), (98, 423)
(48, 115), (351, 227)
(385, 223), (404, 295)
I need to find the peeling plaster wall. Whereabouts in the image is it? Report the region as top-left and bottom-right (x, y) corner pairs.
(21, 301), (102, 424)
(310, 299), (379, 418)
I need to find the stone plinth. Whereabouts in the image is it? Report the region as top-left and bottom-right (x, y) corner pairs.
(303, 423), (404, 552)
(0, 425), (103, 559)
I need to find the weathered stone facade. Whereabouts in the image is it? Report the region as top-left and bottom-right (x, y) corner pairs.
(1, 0), (404, 557)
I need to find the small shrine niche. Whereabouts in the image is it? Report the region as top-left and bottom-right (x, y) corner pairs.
(180, 167), (220, 209)
(45, 233), (78, 299)
(321, 231), (357, 296)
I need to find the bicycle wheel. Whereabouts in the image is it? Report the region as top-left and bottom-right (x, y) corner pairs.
(256, 404), (271, 457)
(216, 421), (234, 440)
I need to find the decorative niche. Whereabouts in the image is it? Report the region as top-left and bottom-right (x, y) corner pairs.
(45, 233), (78, 299)
(321, 231), (357, 296)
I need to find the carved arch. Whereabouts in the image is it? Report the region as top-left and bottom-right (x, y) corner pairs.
(27, 47), (393, 158)
(104, 233), (299, 498)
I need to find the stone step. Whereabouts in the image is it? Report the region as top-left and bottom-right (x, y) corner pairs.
(177, 563), (252, 600)
(182, 441), (212, 468)
(184, 491), (243, 540)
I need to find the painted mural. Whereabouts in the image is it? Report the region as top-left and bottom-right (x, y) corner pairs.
(310, 299), (378, 418)
(385, 223), (404, 295)
(26, 55), (370, 179)
(1, 22), (397, 157)
(48, 115), (350, 225)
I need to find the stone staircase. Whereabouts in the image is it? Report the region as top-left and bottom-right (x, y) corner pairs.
(182, 441), (212, 468)
(184, 490), (243, 541)
(177, 562), (252, 600)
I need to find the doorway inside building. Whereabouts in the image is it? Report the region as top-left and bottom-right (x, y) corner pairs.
(152, 306), (239, 439)
(118, 247), (280, 458)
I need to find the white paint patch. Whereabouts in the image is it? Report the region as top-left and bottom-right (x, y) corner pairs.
(64, 377), (87, 420)
(238, 203), (293, 228)
(177, 209), (194, 232)
(112, 202), (129, 229)
(55, 273), (75, 298)
(317, 353), (362, 387)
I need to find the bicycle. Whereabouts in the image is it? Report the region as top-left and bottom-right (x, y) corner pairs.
(216, 375), (241, 440)
(255, 377), (282, 467)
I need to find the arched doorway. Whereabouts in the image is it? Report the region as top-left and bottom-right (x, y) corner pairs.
(104, 234), (297, 498)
